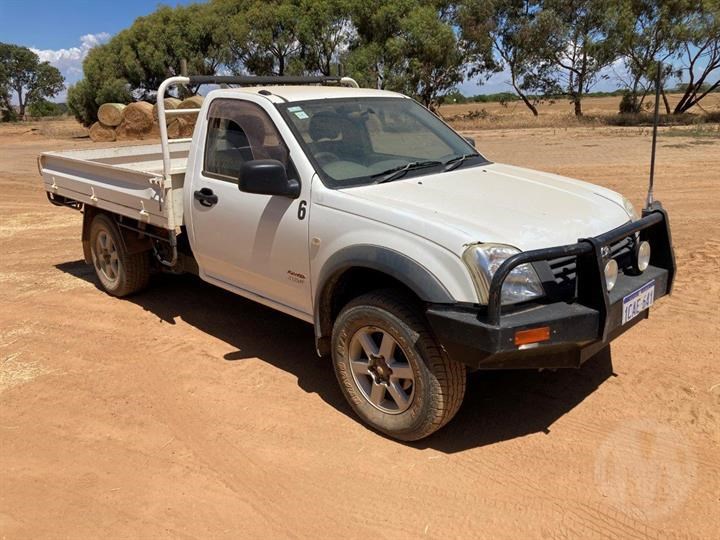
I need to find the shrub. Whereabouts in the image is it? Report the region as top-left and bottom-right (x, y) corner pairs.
(619, 92), (641, 114)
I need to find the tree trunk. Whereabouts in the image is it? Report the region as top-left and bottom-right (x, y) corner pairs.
(574, 98), (582, 116)
(511, 78), (538, 116)
(661, 88), (671, 115)
(14, 85), (26, 120)
(520, 93), (539, 116)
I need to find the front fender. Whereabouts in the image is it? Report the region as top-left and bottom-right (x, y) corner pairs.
(313, 244), (455, 355)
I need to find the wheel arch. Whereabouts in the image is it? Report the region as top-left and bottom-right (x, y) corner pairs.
(313, 245), (454, 356)
(82, 208), (153, 264)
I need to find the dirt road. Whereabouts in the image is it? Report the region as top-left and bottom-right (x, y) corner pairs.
(1, 119), (718, 538)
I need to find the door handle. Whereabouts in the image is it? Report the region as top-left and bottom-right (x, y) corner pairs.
(194, 187), (218, 207)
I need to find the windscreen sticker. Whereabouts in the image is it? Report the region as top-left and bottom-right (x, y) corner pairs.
(294, 111), (309, 119)
(287, 106), (302, 112)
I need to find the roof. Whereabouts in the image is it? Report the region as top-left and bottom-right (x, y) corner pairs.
(208, 85), (407, 104)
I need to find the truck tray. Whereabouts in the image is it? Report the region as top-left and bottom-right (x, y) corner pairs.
(40, 141), (190, 230)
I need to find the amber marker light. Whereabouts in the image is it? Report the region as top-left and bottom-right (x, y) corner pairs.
(514, 326), (551, 347)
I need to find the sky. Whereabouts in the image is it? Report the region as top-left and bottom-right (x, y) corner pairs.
(1, 0), (636, 100)
(0, 0), (200, 100)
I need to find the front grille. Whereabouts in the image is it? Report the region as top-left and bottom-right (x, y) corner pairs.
(547, 235), (636, 292)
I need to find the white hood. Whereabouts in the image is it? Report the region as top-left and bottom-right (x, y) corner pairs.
(330, 162), (632, 253)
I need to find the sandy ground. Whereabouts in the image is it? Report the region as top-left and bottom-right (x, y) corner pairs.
(0, 116), (719, 539)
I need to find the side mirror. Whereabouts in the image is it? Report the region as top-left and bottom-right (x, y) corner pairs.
(239, 159), (300, 199)
(465, 136), (476, 148)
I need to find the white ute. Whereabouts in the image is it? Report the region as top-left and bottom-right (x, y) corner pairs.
(41, 76), (675, 440)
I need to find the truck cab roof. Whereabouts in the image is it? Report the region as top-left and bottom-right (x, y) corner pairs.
(215, 85), (407, 104)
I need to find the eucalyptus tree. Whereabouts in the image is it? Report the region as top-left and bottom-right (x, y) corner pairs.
(0, 43), (64, 119)
(458, 0), (555, 116)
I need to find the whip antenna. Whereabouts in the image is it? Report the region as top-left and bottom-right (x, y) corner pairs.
(646, 60), (662, 208)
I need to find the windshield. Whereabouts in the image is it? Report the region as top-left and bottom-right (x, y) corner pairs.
(279, 97), (488, 188)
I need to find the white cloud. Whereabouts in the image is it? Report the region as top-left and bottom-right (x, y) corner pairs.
(30, 32), (111, 101)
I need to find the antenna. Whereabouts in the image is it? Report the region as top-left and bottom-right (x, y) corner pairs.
(646, 60), (662, 209)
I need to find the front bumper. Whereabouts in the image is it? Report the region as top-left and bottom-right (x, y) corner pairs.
(426, 204), (676, 370)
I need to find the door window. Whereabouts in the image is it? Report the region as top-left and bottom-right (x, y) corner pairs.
(204, 99), (293, 181)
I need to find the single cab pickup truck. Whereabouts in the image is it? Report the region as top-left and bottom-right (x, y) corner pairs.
(41, 75), (675, 441)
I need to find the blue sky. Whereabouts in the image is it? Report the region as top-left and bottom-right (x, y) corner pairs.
(0, 0), (643, 99)
(0, 0), (201, 50)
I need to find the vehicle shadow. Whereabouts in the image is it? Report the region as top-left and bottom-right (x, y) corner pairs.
(56, 261), (615, 454)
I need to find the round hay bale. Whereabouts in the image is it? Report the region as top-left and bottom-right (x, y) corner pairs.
(166, 118), (188, 139)
(179, 95), (204, 110)
(115, 120), (149, 141)
(89, 122), (116, 142)
(147, 122), (161, 139)
(180, 120), (196, 138)
(122, 101), (154, 132)
(97, 103), (126, 127)
(153, 97), (182, 120)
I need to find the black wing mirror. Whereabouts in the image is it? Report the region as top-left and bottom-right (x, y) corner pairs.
(239, 159), (300, 199)
(465, 136), (476, 148)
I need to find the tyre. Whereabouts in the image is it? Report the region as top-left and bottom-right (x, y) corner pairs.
(89, 213), (150, 297)
(331, 290), (466, 441)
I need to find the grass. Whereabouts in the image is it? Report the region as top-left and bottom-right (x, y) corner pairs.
(441, 93), (720, 131)
(664, 124), (720, 138)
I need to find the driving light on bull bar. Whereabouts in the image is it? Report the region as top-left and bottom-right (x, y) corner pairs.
(604, 259), (618, 291)
(636, 240), (651, 272)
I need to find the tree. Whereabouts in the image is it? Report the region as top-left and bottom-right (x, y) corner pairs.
(0, 43), (64, 119)
(673, 0), (720, 113)
(606, 0), (708, 113)
(226, 0), (303, 75)
(297, 0), (353, 75)
(542, 0), (619, 116)
(459, 0), (555, 116)
(28, 98), (65, 117)
(347, 0), (467, 109)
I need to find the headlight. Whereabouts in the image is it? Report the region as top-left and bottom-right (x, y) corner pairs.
(622, 196), (640, 221)
(462, 243), (545, 305)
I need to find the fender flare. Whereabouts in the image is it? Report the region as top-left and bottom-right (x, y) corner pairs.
(313, 244), (454, 354)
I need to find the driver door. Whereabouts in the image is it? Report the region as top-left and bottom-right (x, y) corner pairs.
(189, 98), (312, 317)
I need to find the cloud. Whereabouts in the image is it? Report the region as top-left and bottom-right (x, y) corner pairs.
(30, 32), (111, 100)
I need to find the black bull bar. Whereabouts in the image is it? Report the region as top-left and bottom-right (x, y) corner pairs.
(486, 203), (676, 341)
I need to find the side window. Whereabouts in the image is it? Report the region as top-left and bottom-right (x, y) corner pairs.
(204, 99), (293, 181)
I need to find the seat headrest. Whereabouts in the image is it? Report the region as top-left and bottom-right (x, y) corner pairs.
(309, 111), (341, 141)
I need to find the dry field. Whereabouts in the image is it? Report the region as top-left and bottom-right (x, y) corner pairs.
(1, 108), (719, 538)
(440, 92), (720, 130)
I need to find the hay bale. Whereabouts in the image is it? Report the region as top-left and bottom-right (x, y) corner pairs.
(166, 118), (188, 139)
(115, 120), (149, 141)
(122, 101), (154, 132)
(180, 120), (196, 138)
(89, 122), (116, 142)
(153, 97), (182, 120)
(179, 95), (204, 110)
(97, 103), (125, 127)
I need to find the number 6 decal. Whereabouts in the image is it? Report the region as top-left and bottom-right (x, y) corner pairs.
(298, 200), (307, 220)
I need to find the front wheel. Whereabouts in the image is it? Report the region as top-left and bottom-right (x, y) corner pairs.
(331, 290), (466, 441)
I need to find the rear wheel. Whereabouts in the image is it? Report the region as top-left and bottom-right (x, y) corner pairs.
(89, 213), (150, 297)
(331, 290), (466, 441)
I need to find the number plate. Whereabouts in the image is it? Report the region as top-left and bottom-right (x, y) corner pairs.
(621, 280), (655, 324)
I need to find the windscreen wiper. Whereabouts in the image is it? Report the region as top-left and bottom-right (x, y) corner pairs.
(443, 153), (481, 172)
(372, 160), (442, 184)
